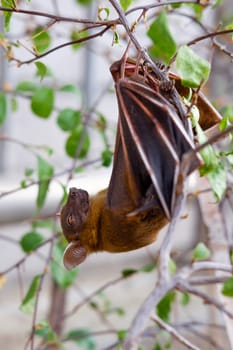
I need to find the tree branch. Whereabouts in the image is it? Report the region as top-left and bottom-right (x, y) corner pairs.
(0, 6), (118, 26)
(151, 314), (201, 350)
(16, 26), (111, 66)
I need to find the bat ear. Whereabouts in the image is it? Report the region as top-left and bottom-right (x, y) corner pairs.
(63, 242), (87, 270)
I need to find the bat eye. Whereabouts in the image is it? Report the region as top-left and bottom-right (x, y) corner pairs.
(67, 214), (73, 226)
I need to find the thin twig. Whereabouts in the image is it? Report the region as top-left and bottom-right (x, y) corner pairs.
(63, 275), (124, 320)
(151, 314), (201, 350)
(187, 29), (233, 47)
(189, 275), (229, 285)
(177, 281), (233, 320)
(0, 235), (59, 275)
(16, 26), (111, 66)
(122, 278), (177, 349)
(0, 6), (118, 26)
(125, 0), (210, 15)
(28, 235), (56, 350)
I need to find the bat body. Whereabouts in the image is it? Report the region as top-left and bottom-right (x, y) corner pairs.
(61, 187), (167, 269)
(61, 58), (221, 270)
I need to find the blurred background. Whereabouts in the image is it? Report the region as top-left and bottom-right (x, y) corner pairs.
(0, 1), (233, 349)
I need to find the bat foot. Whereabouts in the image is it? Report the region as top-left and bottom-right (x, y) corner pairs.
(155, 61), (166, 72)
(159, 79), (175, 93)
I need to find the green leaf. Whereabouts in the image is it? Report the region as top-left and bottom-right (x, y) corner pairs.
(190, 104), (200, 128)
(50, 242), (78, 289)
(112, 31), (120, 45)
(65, 126), (90, 159)
(57, 182), (68, 206)
(20, 180), (27, 188)
(195, 123), (219, 174)
(57, 109), (81, 131)
(170, 1), (182, 8)
(120, 0), (134, 11)
(193, 242), (210, 261)
(32, 27), (51, 54)
(219, 116), (229, 131)
(32, 219), (54, 230)
(140, 262), (156, 273)
(16, 81), (38, 93)
(37, 156), (54, 210)
(190, 4), (204, 20)
(207, 163), (227, 201)
(222, 277), (233, 297)
(169, 258), (176, 276)
(195, 122), (227, 200)
(2, 0), (14, 32)
(75, 0), (92, 5)
(121, 268), (138, 278)
(96, 112), (107, 130)
(0, 92), (7, 126)
(147, 11), (177, 64)
(156, 291), (176, 322)
(176, 45), (211, 88)
(35, 61), (48, 80)
(70, 29), (89, 50)
(20, 231), (44, 253)
(35, 320), (57, 342)
(31, 86), (54, 118)
(59, 84), (80, 94)
(65, 328), (96, 350)
(101, 149), (112, 167)
(11, 97), (18, 112)
(98, 7), (110, 21)
(117, 329), (127, 341)
(153, 343), (162, 350)
(115, 307), (125, 316)
(180, 292), (190, 306)
(20, 275), (41, 314)
(25, 167), (34, 178)
(41, 145), (54, 156)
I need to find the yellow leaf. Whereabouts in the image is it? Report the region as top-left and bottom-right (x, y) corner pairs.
(0, 274), (7, 289)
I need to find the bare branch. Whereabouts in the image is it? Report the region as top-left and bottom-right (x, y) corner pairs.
(177, 281), (233, 320)
(151, 314), (201, 350)
(0, 6), (118, 26)
(16, 26), (111, 66)
(125, 0), (209, 15)
(122, 279), (177, 349)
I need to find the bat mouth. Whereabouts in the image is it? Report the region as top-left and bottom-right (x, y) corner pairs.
(65, 231), (80, 242)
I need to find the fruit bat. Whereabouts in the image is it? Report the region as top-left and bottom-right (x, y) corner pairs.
(60, 57), (221, 270)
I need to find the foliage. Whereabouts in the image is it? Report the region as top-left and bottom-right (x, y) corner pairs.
(0, 1), (233, 350)
(148, 10), (177, 64)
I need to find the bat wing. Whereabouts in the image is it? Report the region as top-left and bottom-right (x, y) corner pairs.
(170, 72), (222, 130)
(107, 76), (201, 219)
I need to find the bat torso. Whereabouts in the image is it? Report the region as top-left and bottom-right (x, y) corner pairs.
(100, 195), (167, 253)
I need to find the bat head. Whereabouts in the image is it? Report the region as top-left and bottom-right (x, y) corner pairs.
(60, 187), (89, 269)
(60, 187), (89, 242)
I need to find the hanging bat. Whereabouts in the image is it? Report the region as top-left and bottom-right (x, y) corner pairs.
(60, 57), (221, 270)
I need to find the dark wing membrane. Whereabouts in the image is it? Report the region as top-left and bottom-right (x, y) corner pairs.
(107, 77), (201, 219)
(107, 121), (145, 211)
(126, 79), (201, 173)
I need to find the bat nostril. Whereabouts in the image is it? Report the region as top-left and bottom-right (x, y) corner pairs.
(70, 187), (78, 198)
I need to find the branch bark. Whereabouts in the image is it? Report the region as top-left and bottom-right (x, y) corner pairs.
(198, 177), (233, 349)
